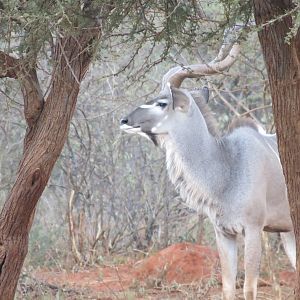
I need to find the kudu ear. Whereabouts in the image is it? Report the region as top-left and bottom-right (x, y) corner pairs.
(201, 86), (209, 103)
(167, 84), (190, 112)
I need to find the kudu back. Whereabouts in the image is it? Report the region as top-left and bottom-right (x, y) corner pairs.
(120, 43), (295, 300)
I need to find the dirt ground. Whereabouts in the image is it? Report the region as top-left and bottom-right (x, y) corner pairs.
(19, 242), (295, 300)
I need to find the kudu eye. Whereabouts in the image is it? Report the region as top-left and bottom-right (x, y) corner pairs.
(120, 118), (128, 125)
(157, 102), (167, 108)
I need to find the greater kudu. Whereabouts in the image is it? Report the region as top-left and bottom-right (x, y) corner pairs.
(120, 43), (295, 300)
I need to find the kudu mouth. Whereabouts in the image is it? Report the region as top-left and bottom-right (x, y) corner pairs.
(120, 123), (141, 133)
(120, 117), (142, 133)
(120, 116), (160, 146)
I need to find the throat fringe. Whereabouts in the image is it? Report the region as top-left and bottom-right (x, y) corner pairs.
(159, 136), (217, 218)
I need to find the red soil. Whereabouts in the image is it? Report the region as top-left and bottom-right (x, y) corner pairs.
(34, 264), (134, 292)
(33, 242), (218, 293)
(279, 271), (296, 287)
(133, 242), (219, 285)
(32, 242), (295, 298)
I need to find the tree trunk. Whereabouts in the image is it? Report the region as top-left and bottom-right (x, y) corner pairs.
(253, 0), (300, 297)
(0, 30), (100, 299)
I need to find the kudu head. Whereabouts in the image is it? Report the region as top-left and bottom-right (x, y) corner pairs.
(120, 43), (240, 144)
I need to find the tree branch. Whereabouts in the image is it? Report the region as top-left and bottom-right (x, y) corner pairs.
(0, 51), (44, 128)
(21, 68), (44, 128)
(0, 52), (20, 79)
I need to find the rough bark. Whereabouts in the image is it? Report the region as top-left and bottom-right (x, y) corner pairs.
(0, 52), (20, 79)
(0, 29), (100, 299)
(253, 0), (300, 297)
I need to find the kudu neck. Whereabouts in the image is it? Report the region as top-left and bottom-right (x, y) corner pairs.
(163, 105), (228, 205)
(169, 106), (218, 157)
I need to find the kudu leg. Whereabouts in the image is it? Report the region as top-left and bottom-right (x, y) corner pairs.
(243, 229), (262, 300)
(215, 229), (237, 300)
(280, 231), (296, 269)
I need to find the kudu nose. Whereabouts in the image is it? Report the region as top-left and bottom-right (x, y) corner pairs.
(120, 118), (128, 125)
